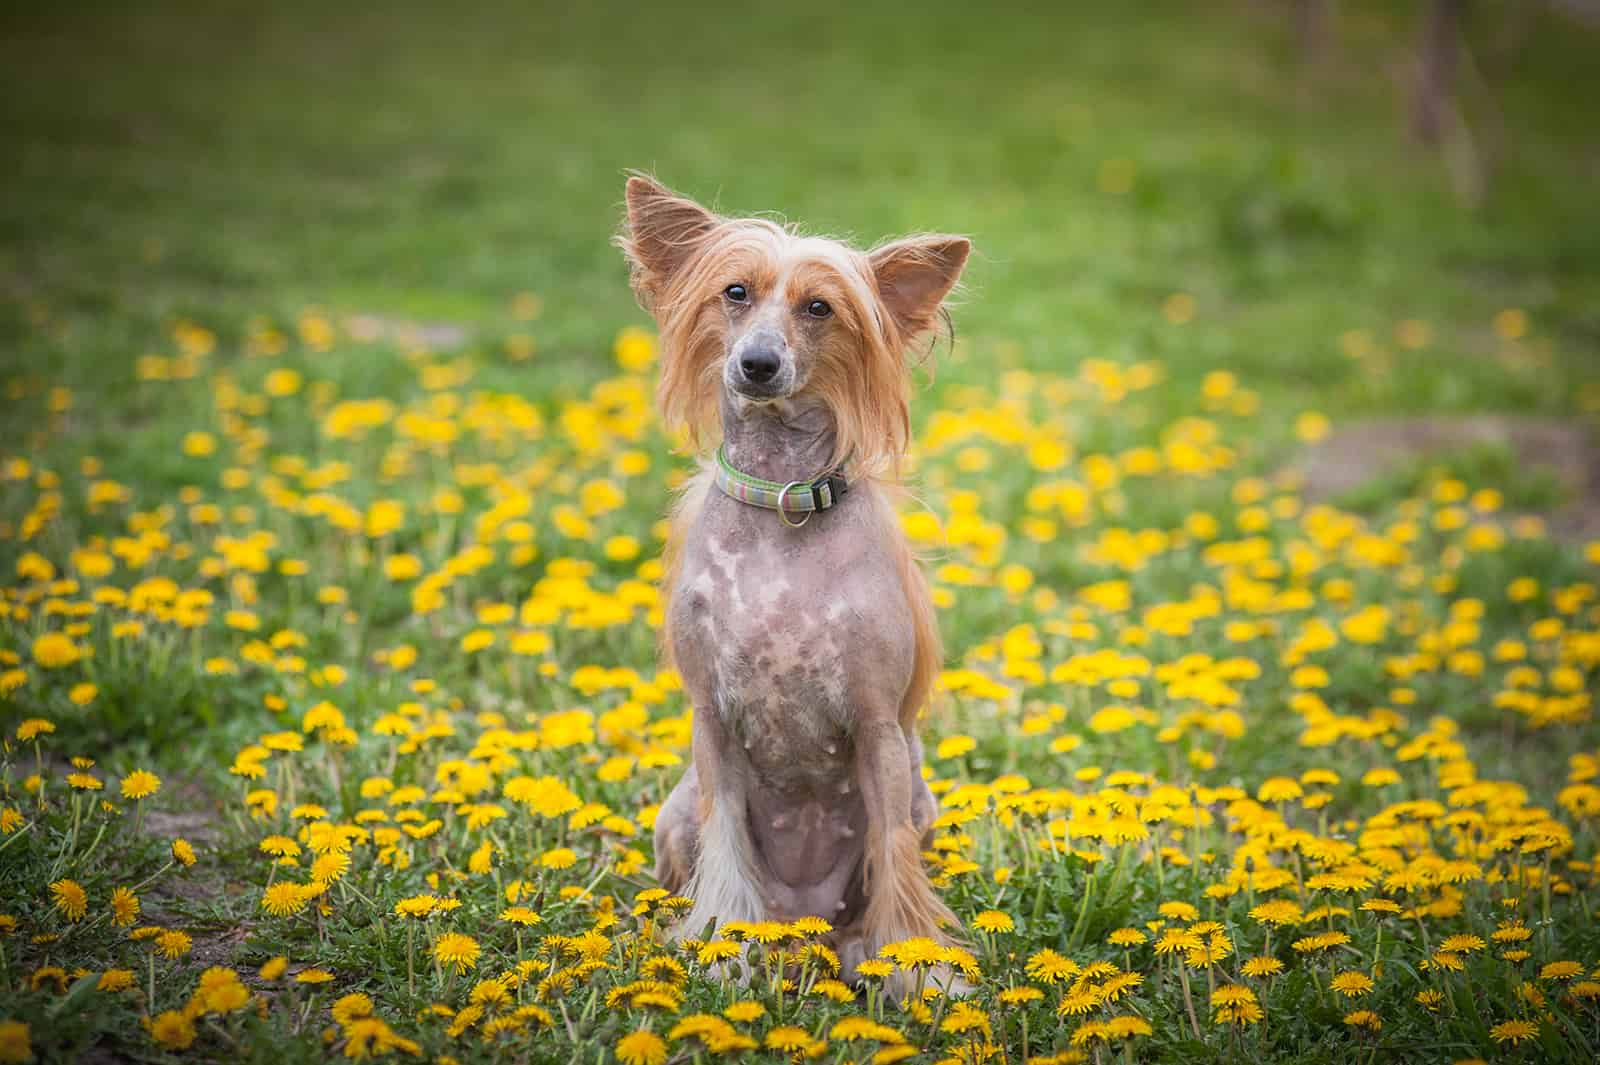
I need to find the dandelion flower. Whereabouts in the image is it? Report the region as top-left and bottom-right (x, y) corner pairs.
(499, 906), (541, 926)
(31, 633), (81, 669)
(146, 1011), (195, 1050)
(1105, 1015), (1153, 1040)
(723, 1001), (765, 1023)
(936, 734), (977, 759)
(764, 1027), (814, 1052)
(1024, 948), (1078, 984)
(394, 895), (439, 919)
(109, 887), (140, 927)
(1242, 957), (1284, 978)
(97, 969), (137, 992)
(331, 992), (375, 1023)
(309, 852), (350, 883)
(972, 910), (1015, 934)
(615, 1029), (667, 1065)
(539, 847), (577, 870)
(1248, 900), (1303, 927)
(1331, 971), (1375, 997)
(0, 1020), (31, 1063)
(155, 930), (192, 959)
(261, 883), (309, 918)
(119, 770), (161, 800)
(1540, 960), (1582, 981)
(1489, 1019), (1538, 1045)
(16, 719), (55, 742)
(1343, 1010), (1382, 1032)
(50, 879), (88, 922)
(433, 932), (481, 975)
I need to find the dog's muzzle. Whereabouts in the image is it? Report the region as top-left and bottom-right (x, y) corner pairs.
(728, 339), (791, 399)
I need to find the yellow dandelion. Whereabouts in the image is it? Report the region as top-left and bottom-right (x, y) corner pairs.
(155, 930), (192, 959)
(972, 910), (1015, 934)
(1343, 1010), (1382, 1032)
(119, 770), (161, 800)
(261, 882), (309, 918)
(109, 887), (139, 927)
(1242, 957), (1284, 978)
(1331, 971), (1375, 997)
(723, 1001), (765, 1023)
(49, 879), (88, 922)
(146, 1010), (196, 1050)
(433, 932), (481, 975)
(615, 1029), (667, 1065)
(1490, 1019), (1537, 1045)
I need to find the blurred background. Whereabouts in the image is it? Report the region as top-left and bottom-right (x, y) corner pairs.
(1, 0), (1596, 468)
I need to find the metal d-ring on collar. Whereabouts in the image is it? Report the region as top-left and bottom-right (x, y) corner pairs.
(712, 446), (850, 526)
(777, 480), (812, 528)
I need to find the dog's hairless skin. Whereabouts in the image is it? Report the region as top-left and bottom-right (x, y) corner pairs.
(653, 392), (937, 950)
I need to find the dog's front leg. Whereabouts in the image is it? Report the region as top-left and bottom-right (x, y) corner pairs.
(854, 715), (962, 998)
(675, 705), (767, 944)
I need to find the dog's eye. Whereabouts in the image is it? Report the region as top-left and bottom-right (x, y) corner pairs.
(805, 299), (832, 319)
(724, 284), (748, 303)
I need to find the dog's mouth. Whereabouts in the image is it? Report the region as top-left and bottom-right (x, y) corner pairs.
(729, 377), (787, 401)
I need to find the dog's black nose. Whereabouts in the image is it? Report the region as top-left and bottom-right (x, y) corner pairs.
(739, 349), (781, 384)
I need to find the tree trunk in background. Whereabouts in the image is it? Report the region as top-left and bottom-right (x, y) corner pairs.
(1413, 0), (1467, 144)
(1296, 0), (1334, 66)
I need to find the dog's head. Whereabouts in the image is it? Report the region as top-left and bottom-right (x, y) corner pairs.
(616, 175), (969, 476)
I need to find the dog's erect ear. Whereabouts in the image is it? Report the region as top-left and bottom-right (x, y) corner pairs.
(868, 236), (971, 341)
(619, 175), (719, 302)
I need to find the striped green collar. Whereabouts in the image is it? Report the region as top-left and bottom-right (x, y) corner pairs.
(713, 446), (850, 527)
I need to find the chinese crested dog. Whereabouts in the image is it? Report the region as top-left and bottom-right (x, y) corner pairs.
(617, 176), (970, 994)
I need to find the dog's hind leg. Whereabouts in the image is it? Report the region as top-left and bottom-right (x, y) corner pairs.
(653, 762), (701, 895)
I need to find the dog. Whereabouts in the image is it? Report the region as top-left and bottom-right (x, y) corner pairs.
(617, 175), (970, 995)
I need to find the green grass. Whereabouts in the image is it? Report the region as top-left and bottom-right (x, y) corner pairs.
(1, 1), (1599, 1062)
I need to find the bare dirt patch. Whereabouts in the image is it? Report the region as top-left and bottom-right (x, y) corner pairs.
(140, 778), (253, 968)
(1292, 415), (1600, 542)
(344, 313), (472, 350)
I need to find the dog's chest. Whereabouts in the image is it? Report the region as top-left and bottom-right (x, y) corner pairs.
(671, 504), (906, 789)
(683, 532), (851, 739)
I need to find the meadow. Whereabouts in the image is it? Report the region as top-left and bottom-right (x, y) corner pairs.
(2, 1), (1599, 1062)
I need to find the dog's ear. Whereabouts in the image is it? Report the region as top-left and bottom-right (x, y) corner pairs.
(868, 236), (971, 341)
(619, 175), (719, 304)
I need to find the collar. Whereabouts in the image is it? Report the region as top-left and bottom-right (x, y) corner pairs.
(713, 446), (850, 527)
